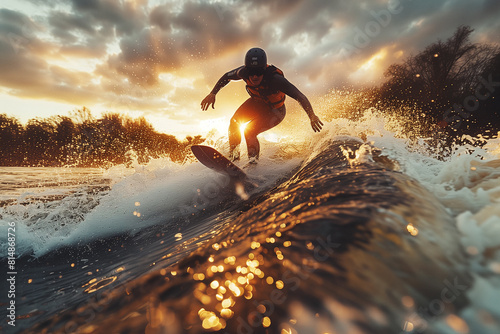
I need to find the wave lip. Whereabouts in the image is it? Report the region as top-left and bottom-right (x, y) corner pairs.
(28, 138), (472, 333)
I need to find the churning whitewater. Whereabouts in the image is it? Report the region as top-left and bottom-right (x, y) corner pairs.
(1, 111), (499, 334)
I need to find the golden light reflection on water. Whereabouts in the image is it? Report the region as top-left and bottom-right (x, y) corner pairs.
(188, 234), (295, 331)
(446, 314), (469, 334)
(406, 223), (419, 236)
(403, 321), (414, 332)
(82, 276), (117, 294)
(199, 308), (226, 331)
(401, 295), (415, 308)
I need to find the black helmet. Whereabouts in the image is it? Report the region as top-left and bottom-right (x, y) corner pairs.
(245, 47), (267, 68)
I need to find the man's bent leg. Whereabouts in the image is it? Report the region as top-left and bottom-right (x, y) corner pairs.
(228, 119), (241, 161)
(228, 117), (241, 156)
(244, 131), (260, 160)
(228, 98), (264, 161)
(244, 105), (286, 160)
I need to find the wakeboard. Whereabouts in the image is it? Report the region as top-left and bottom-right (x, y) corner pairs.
(191, 145), (247, 180)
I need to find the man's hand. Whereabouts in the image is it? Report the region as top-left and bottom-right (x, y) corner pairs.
(310, 114), (323, 132)
(201, 93), (216, 111)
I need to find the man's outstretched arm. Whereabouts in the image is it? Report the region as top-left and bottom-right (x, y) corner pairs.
(275, 76), (323, 132)
(201, 67), (244, 111)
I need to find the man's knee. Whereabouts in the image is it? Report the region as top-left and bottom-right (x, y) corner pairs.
(270, 108), (285, 127)
(244, 123), (258, 139)
(229, 117), (240, 131)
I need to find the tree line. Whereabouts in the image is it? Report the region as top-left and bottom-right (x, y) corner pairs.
(376, 25), (500, 139)
(322, 26), (500, 142)
(0, 108), (204, 167)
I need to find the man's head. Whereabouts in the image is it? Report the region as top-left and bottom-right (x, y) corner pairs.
(245, 47), (267, 86)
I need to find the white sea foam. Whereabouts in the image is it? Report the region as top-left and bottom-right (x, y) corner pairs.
(0, 140), (302, 257)
(312, 110), (500, 333)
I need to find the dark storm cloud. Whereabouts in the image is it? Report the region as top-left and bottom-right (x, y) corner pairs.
(47, 11), (114, 57)
(337, 0), (500, 56)
(0, 1), (149, 107)
(151, 0), (272, 56)
(251, 0), (500, 90)
(69, 0), (145, 36)
(102, 29), (175, 86)
(0, 9), (132, 111)
(0, 8), (33, 41)
(0, 9), (51, 91)
(48, 10), (95, 37)
(268, 0), (346, 43)
(102, 0), (270, 87)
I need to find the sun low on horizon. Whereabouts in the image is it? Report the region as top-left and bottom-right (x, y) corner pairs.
(1, 0), (499, 138)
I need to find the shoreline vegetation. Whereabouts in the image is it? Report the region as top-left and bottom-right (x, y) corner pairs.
(1, 26), (499, 168)
(0, 108), (204, 167)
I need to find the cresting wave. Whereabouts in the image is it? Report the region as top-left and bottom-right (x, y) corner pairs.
(0, 136), (303, 257)
(1, 111), (499, 333)
(26, 135), (474, 333)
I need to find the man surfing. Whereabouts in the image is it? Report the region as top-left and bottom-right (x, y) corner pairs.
(201, 47), (323, 163)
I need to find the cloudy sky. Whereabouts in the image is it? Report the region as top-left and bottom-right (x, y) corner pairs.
(1, 0), (499, 136)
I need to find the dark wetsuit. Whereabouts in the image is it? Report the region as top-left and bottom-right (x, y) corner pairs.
(211, 65), (315, 159)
